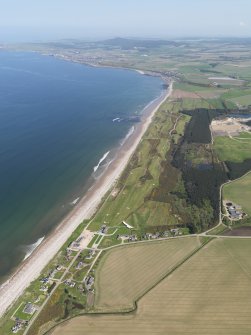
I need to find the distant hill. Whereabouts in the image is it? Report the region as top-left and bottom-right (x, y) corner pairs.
(30, 37), (179, 51)
(100, 37), (178, 49)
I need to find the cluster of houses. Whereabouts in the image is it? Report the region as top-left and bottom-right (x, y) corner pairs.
(70, 236), (83, 249)
(64, 280), (76, 288)
(117, 234), (138, 242)
(99, 225), (108, 234)
(63, 273), (95, 293)
(144, 229), (182, 239)
(66, 248), (74, 261)
(85, 275), (94, 290)
(117, 228), (182, 243)
(76, 261), (84, 270)
(39, 264), (62, 292)
(11, 302), (38, 333)
(75, 249), (96, 270)
(23, 302), (37, 315)
(86, 249), (96, 260)
(225, 201), (246, 220)
(11, 320), (26, 333)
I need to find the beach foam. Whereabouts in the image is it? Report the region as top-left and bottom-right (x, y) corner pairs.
(71, 197), (80, 205)
(93, 151), (110, 172)
(120, 126), (135, 146)
(23, 237), (45, 261)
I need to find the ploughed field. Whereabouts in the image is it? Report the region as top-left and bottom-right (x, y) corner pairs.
(51, 238), (251, 335)
(222, 226), (251, 236)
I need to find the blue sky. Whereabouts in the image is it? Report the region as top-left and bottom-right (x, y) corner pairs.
(0, 0), (250, 42)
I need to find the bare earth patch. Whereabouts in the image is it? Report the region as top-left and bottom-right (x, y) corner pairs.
(221, 226), (251, 236)
(211, 117), (251, 137)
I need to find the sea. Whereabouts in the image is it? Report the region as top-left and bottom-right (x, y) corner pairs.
(0, 51), (163, 282)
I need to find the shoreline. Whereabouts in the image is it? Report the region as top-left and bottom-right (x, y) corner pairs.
(0, 77), (172, 318)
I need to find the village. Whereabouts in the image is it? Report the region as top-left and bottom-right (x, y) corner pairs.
(9, 220), (185, 333)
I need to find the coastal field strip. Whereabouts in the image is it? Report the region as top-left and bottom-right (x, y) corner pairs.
(94, 237), (203, 311)
(51, 238), (251, 335)
(223, 172), (251, 216)
(89, 101), (182, 234)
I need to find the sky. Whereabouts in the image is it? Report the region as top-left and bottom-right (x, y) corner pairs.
(0, 0), (251, 42)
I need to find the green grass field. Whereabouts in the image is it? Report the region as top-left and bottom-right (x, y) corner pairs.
(238, 132), (251, 139)
(173, 114), (191, 144)
(214, 135), (251, 163)
(50, 238), (251, 335)
(94, 237), (203, 312)
(223, 171), (251, 215)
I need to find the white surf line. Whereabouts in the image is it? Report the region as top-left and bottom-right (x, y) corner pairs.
(71, 197), (80, 205)
(120, 126), (135, 146)
(93, 151), (110, 172)
(23, 237), (45, 261)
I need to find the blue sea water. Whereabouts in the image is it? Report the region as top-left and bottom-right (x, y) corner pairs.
(0, 51), (163, 280)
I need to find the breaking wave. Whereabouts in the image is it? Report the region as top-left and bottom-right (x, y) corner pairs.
(93, 151), (110, 173)
(120, 126), (135, 146)
(23, 236), (45, 261)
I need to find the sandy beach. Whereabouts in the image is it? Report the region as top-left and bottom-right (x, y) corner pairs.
(0, 81), (173, 318)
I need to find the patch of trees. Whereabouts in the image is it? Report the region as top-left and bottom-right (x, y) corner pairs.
(182, 109), (219, 144)
(172, 109), (228, 232)
(226, 158), (251, 180)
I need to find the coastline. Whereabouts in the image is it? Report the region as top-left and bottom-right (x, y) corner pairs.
(0, 81), (173, 318)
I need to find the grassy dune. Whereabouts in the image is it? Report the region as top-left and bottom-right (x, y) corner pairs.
(94, 237), (203, 312)
(223, 171), (251, 215)
(50, 238), (251, 335)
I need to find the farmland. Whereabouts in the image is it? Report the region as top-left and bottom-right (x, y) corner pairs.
(94, 237), (203, 312)
(50, 238), (251, 335)
(223, 171), (251, 216)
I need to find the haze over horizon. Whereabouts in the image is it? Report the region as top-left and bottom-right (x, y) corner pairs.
(1, 0), (251, 43)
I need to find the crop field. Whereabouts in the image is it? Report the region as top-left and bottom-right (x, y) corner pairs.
(50, 238), (251, 335)
(172, 83), (237, 110)
(214, 135), (251, 163)
(223, 171), (251, 215)
(94, 237), (203, 312)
